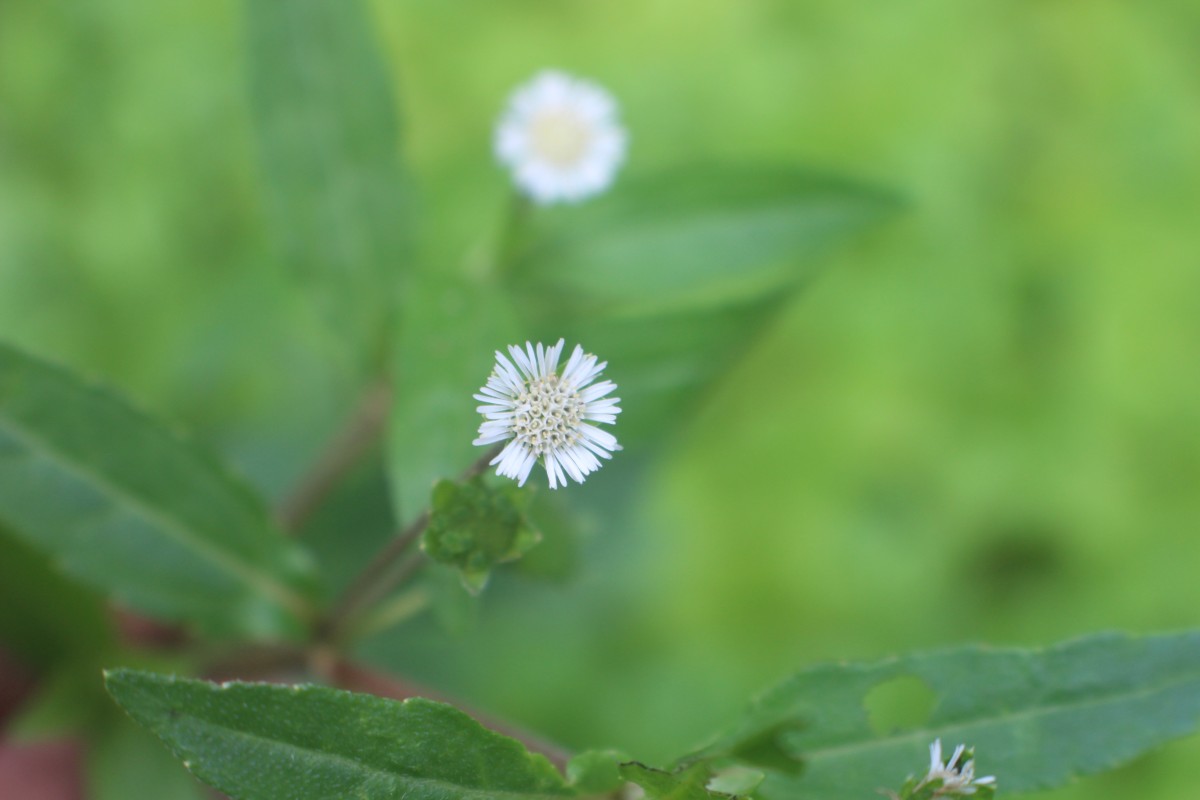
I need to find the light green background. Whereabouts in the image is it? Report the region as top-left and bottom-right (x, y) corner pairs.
(1, 1), (1198, 797)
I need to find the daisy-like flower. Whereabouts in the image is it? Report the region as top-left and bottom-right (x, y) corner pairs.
(494, 70), (627, 205)
(473, 339), (621, 489)
(920, 740), (996, 797)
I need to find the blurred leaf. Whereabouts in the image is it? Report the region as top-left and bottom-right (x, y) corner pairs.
(422, 562), (479, 636)
(244, 0), (410, 364)
(567, 749), (628, 794)
(620, 762), (728, 800)
(423, 477), (539, 594)
(388, 272), (517, 520)
(0, 343), (315, 639)
(6, 665), (111, 740)
(508, 166), (899, 447)
(513, 166), (899, 317)
(296, 456), (396, 601)
(515, 486), (581, 583)
(706, 767), (764, 797)
(687, 631), (1200, 799)
(88, 716), (206, 800)
(0, 526), (112, 670)
(105, 669), (573, 800)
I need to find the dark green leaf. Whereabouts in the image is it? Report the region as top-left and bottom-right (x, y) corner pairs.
(620, 762), (728, 800)
(105, 669), (573, 800)
(0, 344), (315, 638)
(687, 631), (1200, 799)
(423, 477), (539, 594)
(0, 526), (112, 669)
(508, 166), (899, 446)
(245, 0), (410, 362)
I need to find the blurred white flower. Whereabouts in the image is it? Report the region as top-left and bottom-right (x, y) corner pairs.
(473, 339), (621, 489)
(922, 740), (996, 797)
(494, 70), (627, 204)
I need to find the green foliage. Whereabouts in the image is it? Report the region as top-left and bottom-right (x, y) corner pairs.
(88, 716), (207, 800)
(507, 167), (900, 445)
(0, 526), (112, 669)
(244, 0), (410, 364)
(687, 631), (1200, 799)
(566, 749), (628, 795)
(105, 669), (573, 800)
(388, 271), (518, 519)
(0, 343), (315, 638)
(620, 762), (730, 800)
(423, 477), (540, 594)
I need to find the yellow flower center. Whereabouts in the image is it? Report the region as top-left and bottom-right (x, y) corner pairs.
(511, 373), (586, 457)
(528, 110), (592, 167)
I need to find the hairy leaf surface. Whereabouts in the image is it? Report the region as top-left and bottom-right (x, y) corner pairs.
(106, 670), (573, 800)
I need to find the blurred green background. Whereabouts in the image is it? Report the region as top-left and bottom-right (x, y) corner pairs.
(2, 1), (1199, 798)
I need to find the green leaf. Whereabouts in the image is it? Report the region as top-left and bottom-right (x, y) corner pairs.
(567, 749), (628, 795)
(423, 477), (539, 594)
(244, 0), (410, 363)
(105, 669), (573, 800)
(0, 343), (315, 639)
(508, 166), (900, 446)
(706, 767), (765, 797)
(512, 166), (900, 318)
(0, 526), (113, 669)
(687, 631), (1200, 799)
(387, 271), (518, 520)
(620, 763), (729, 800)
(515, 487), (582, 583)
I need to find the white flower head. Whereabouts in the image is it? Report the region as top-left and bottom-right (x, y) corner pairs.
(494, 70), (627, 205)
(473, 339), (622, 489)
(921, 740), (996, 797)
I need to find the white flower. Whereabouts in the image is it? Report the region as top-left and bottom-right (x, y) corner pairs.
(473, 339), (621, 489)
(921, 740), (996, 796)
(494, 70), (627, 205)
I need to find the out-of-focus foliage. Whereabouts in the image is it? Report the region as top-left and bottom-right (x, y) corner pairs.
(1, 1), (1198, 798)
(0, 344), (316, 639)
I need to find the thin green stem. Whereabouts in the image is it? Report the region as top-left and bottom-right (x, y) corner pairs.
(344, 587), (430, 642)
(490, 191), (533, 279)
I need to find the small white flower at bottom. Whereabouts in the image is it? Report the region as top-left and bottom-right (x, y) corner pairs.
(494, 70), (627, 204)
(921, 740), (996, 797)
(473, 339), (621, 489)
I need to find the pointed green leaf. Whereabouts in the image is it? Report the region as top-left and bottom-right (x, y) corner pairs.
(0, 344), (314, 638)
(620, 763), (729, 800)
(512, 166), (900, 318)
(688, 631), (1200, 799)
(105, 669), (573, 800)
(245, 0), (410, 361)
(508, 166), (900, 446)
